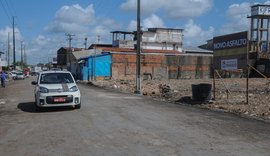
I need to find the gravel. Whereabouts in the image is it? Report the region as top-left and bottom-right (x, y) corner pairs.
(92, 78), (270, 121)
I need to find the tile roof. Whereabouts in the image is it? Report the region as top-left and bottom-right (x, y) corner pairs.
(100, 47), (183, 55)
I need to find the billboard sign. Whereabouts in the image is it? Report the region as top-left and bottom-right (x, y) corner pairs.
(213, 32), (248, 50)
(221, 59), (238, 70)
(213, 31), (248, 70)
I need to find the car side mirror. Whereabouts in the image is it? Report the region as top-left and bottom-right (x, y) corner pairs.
(32, 81), (37, 85)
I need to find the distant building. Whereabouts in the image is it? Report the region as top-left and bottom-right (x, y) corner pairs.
(60, 28), (212, 80)
(141, 28), (184, 52)
(111, 31), (135, 48)
(0, 51), (4, 71)
(111, 28), (184, 52)
(57, 47), (83, 70)
(78, 46), (212, 81)
(184, 46), (213, 55)
(198, 39), (213, 51)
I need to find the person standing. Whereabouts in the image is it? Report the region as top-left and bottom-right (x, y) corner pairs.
(0, 71), (6, 88)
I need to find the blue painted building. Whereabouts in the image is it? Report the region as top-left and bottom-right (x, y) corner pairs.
(79, 52), (111, 81)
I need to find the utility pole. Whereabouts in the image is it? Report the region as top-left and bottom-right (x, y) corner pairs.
(84, 37), (87, 50)
(97, 35), (100, 44)
(93, 35), (101, 81)
(65, 33), (75, 70)
(12, 16), (16, 70)
(24, 44), (27, 65)
(7, 32), (10, 71)
(135, 0), (141, 94)
(21, 41), (23, 64)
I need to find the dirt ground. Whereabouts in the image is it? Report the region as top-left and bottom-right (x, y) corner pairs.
(91, 77), (270, 121)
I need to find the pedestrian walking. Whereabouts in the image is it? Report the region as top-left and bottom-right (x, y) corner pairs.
(0, 71), (6, 88)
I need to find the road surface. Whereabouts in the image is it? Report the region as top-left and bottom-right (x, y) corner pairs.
(0, 77), (270, 156)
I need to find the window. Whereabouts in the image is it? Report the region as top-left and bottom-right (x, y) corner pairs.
(40, 73), (74, 84)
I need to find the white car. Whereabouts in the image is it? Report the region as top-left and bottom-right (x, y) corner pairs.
(15, 72), (25, 79)
(9, 71), (17, 80)
(32, 71), (81, 111)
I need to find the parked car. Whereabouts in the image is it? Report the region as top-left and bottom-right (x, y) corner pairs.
(50, 68), (61, 71)
(30, 71), (37, 76)
(15, 72), (25, 80)
(8, 71), (17, 80)
(31, 70), (81, 111)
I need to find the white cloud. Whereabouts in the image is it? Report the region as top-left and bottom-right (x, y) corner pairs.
(184, 19), (214, 46)
(0, 27), (23, 63)
(142, 14), (165, 28)
(44, 4), (96, 33)
(44, 4), (120, 44)
(25, 34), (68, 64)
(0, 26), (22, 43)
(219, 2), (250, 35)
(264, 1), (270, 4)
(56, 4), (95, 24)
(121, 0), (213, 18)
(128, 20), (137, 31)
(128, 14), (165, 31)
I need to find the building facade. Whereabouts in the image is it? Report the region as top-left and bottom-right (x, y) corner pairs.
(141, 28), (183, 52)
(111, 28), (184, 52)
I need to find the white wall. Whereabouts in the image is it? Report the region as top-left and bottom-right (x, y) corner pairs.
(141, 29), (183, 52)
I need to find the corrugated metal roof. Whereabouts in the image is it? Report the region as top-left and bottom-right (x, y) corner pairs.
(183, 46), (213, 54)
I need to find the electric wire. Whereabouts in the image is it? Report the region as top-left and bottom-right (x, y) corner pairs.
(0, 0), (12, 23)
(7, 0), (17, 16)
(3, 0), (16, 16)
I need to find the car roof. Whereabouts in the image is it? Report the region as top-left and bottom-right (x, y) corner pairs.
(39, 70), (72, 74)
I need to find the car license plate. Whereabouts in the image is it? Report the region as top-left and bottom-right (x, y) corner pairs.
(54, 97), (66, 102)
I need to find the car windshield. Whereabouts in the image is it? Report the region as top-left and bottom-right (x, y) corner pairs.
(40, 73), (74, 84)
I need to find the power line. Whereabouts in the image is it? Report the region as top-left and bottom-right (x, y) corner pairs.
(3, 0), (15, 16)
(6, 0), (17, 16)
(0, 0), (23, 46)
(0, 0), (12, 23)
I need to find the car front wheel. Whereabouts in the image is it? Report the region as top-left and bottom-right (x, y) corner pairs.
(74, 103), (81, 109)
(35, 95), (42, 112)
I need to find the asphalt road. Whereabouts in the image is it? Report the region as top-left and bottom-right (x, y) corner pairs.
(0, 76), (270, 156)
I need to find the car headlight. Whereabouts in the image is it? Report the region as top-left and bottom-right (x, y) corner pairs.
(69, 86), (78, 92)
(39, 87), (49, 93)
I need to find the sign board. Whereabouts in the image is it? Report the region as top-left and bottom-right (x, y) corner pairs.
(251, 5), (270, 16)
(213, 31), (248, 71)
(213, 32), (248, 50)
(221, 59), (238, 70)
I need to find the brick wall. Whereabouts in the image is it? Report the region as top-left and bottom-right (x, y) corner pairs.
(111, 53), (213, 80)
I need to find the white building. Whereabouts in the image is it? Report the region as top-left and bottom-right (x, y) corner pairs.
(141, 28), (183, 52)
(0, 52), (4, 71)
(111, 28), (184, 52)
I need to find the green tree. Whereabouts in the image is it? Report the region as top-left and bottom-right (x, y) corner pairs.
(15, 61), (28, 69)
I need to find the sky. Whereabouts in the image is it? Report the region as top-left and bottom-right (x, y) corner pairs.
(0, 0), (270, 65)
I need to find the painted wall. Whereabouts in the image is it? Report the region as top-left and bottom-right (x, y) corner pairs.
(81, 53), (112, 81)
